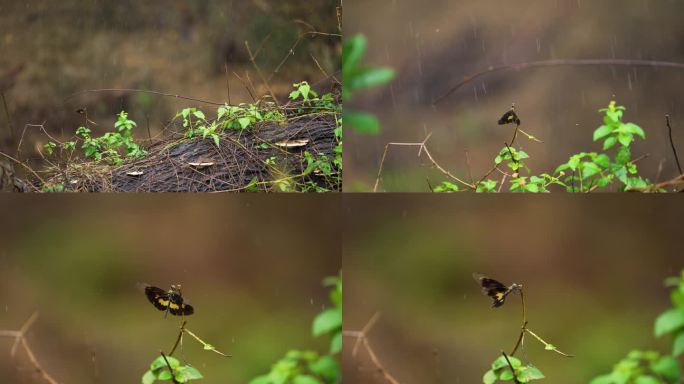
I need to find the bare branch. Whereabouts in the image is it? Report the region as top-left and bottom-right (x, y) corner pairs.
(374, 133), (475, 192)
(1, 312), (60, 384)
(343, 313), (400, 384)
(666, 115), (682, 175)
(434, 59), (684, 105)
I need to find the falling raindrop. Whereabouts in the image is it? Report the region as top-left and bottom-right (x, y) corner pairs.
(536, 38), (541, 54)
(628, 73), (633, 91)
(473, 86), (479, 103)
(481, 82), (488, 95)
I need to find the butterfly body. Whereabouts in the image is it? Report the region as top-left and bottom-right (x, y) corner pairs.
(144, 284), (194, 317)
(473, 273), (521, 308)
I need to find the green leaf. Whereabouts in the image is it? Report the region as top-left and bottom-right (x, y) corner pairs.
(343, 35), (367, 79)
(344, 111), (380, 134)
(309, 355), (340, 382)
(525, 184), (539, 193)
(193, 110), (205, 120)
(595, 154), (610, 168)
(517, 150), (530, 160)
(293, 375), (319, 384)
(623, 123), (645, 139)
(634, 376), (660, 384)
(582, 162), (601, 178)
(593, 125), (614, 141)
(518, 365), (545, 381)
(615, 146), (631, 165)
(483, 369), (498, 384)
(312, 308), (342, 337)
(499, 370), (514, 381)
(655, 309), (684, 337)
(651, 355), (681, 382)
(434, 181), (460, 193)
(150, 356), (180, 371)
(330, 331), (342, 354)
(176, 366), (203, 382)
(603, 136), (618, 150)
(348, 67), (396, 92)
(298, 83), (311, 100)
(142, 370), (157, 384)
(476, 180), (498, 193)
(238, 117), (252, 129)
(618, 132), (634, 147)
(492, 355), (521, 370)
(674, 331), (684, 357)
(589, 374), (613, 384)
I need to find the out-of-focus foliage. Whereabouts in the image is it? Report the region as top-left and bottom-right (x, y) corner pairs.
(590, 270), (684, 384)
(249, 275), (342, 384)
(343, 34), (395, 134)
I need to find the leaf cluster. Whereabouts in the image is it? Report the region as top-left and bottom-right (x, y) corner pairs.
(343, 34), (395, 134)
(249, 275), (342, 384)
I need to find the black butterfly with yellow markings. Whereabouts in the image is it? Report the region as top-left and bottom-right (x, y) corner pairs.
(498, 105), (521, 126)
(473, 273), (521, 308)
(144, 284), (194, 317)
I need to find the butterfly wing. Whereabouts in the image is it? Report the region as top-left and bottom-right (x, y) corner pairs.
(145, 285), (171, 312)
(168, 303), (194, 316)
(497, 110), (521, 126)
(473, 273), (510, 308)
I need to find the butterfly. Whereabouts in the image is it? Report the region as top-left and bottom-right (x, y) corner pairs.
(144, 284), (194, 317)
(473, 273), (521, 308)
(498, 106), (521, 126)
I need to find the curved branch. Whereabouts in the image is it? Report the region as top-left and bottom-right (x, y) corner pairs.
(434, 59), (684, 105)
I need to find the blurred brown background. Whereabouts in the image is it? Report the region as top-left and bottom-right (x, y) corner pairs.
(0, 0), (340, 165)
(344, 0), (684, 191)
(0, 196), (341, 383)
(344, 195), (683, 383)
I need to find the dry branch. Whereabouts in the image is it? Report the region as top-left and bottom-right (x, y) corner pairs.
(343, 313), (401, 384)
(374, 133), (475, 192)
(0, 312), (59, 384)
(434, 59), (684, 105)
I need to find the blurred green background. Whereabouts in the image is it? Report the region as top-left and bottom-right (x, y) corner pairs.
(344, 0), (684, 191)
(0, 196), (341, 383)
(343, 196), (683, 383)
(0, 0), (340, 161)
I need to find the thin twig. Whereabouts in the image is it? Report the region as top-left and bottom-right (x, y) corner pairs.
(0, 150), (46, 186)
(1, 312), (59, 384)
(510, 288), (527, 357)
(374, 133), (475, 192)
(627, 173), (684, 192)
(343, 313), (400, 384)
(524, 328), (574, 357)
(666, 115), (682, 175)
(160, 352), (180, 384)
(245, 41), (279, 106)
(501, 351), (521, 384)
(65, 88), (224, 106)
(168, 321), (187, 357)
(434, 59), (684, 105)
(184, 328), (232, 357)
